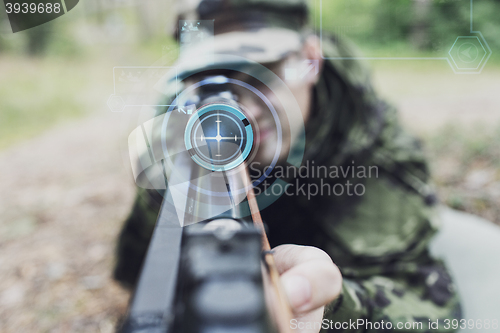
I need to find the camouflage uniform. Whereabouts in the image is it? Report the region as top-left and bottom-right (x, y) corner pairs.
(114, 1), (461, 331)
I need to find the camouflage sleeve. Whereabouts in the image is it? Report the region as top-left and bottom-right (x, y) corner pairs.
(322, 256), (461, 332)
(319, 149), (461, 332)
(317, 99), (461, 331)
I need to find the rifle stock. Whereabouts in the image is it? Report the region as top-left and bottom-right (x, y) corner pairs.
(120, 84), (293, 333)
(120, 195), (288, 332)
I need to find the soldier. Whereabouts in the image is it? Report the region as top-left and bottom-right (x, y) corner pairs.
(115, 0), (461, 332)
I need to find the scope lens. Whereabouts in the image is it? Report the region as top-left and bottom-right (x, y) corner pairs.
(185, 103), (254, 171)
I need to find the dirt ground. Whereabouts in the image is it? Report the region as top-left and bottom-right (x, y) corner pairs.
(371, 62), (500, 134)
(373, 63), (500, 225)
(0, 63), (499, 332)
(0, 113), (135, 332)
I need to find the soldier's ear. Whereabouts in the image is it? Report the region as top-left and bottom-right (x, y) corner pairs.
(301, 34), (323, 84)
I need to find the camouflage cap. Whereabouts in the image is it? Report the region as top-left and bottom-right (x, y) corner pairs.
(177, 0), (309, 33)
(174, 0), (310, 68)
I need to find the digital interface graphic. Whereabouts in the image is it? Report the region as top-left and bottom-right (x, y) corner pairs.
(184, 103), (253, 172)
(121, 53), (308, 226)
(316, 0), (492, 73)
(107, 66), (178, 112)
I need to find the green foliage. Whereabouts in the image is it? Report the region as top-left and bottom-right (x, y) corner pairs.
(0, 56), (111, 149)
(313, 0), (500, 56)
(44, 16), (86, 58)
(471, 1), (500, 52)
(25, 23), (53, 55)
(370, 0), (414, 46)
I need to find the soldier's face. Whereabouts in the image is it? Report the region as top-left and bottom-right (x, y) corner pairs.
(233, 67), (312, 164)
(182, 36), (322, 166)
(236, 37), (323, 165)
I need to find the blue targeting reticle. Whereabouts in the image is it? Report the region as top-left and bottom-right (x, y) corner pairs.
(184, 103), (254, 172)
(127, 55), (306, 224)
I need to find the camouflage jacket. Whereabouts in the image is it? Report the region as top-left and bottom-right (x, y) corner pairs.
(114, 35), (461, 332)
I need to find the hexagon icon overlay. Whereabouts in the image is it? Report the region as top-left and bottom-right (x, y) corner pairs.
(448, 35), (492, 74)
(107, 95), (126, 112)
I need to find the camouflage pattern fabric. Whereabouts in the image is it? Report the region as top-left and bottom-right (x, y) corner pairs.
(176, 0), (309, 35)
(257, 35), (461, 332)
(114, 0), (461, 331)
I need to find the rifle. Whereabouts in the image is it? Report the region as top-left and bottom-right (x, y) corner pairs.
(119, 77), (294, 333)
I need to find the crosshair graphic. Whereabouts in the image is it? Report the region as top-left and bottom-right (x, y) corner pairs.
(185, 103), (254, 171)
(195, 112), (244, 162)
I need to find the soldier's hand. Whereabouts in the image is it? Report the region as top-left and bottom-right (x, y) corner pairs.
(273, 244), (342, 333)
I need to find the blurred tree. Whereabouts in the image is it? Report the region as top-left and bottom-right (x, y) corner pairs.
(26, 24), (53, 56)
(137, 1), (154, 40)
(0, 20), (4, 53)
(371, 0), (412, 46)
(429, 0), (469, 50)
(363, 0), (498, 52)
(0, 0), (11, 52)
(136, 0), (176, 41)
(411, 0), (432, 50)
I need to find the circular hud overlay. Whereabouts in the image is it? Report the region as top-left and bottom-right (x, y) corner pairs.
(184, 103), (254, 171)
